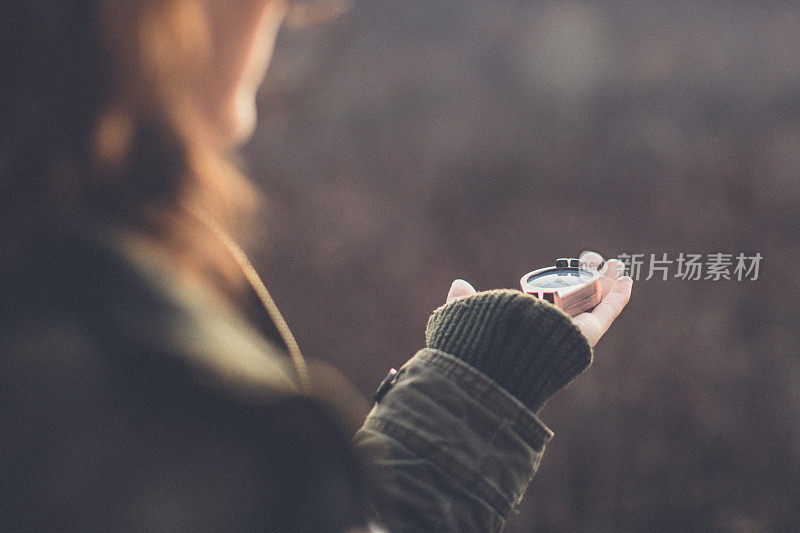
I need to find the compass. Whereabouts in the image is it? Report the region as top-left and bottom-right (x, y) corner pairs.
(520, 258), (602, 317)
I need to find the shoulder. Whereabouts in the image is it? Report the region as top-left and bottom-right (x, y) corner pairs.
(8, 228), (302, 400)
(3, 234), (367, 529)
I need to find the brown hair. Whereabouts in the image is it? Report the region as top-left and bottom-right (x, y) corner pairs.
(1, 0), (254, 295)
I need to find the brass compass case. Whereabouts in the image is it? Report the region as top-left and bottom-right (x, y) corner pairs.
(520, 258), (602, 317)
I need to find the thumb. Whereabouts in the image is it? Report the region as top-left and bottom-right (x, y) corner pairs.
(446, 279), (477, 303)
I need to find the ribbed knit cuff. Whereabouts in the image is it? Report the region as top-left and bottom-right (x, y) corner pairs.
(425, 290), (593, 413)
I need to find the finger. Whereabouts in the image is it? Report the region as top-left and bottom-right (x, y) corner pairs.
(572, 276), (632, 346)
(571, 312), (603, 347)
(446, 279), (477, 303)
(582, 253), (620, 299)
(579, 251), (605, 272)
(603, 258), (623, 280)
(589, 276), (633, 335)
(599, 259), (624, 299)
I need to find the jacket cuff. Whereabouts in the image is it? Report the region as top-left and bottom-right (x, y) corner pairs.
(425, 289), (592, 412)
(360, 348), (553, 519)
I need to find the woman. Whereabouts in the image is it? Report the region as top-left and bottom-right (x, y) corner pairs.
(1, 1), (632, 531)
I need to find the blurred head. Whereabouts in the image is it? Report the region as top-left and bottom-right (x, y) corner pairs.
(1, 0), (289, 290)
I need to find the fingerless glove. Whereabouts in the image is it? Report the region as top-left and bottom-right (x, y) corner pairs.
(425, 289), (592, 413)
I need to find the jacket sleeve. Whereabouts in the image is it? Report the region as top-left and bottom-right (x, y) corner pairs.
(352, 291), (593, 532)
(353, 349), (554, 532)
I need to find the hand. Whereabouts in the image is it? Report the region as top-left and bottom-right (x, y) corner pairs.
(445, 251), (633, 347)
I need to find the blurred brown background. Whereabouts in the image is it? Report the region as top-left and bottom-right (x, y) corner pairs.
(242, 1), (799, 531)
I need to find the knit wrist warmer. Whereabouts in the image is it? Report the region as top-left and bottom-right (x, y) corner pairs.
(425, 289), (593, 413)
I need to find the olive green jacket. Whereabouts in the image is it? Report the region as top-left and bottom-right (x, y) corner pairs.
(3, 229), (586, 532)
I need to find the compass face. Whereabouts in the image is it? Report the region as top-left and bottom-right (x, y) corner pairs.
(525, 268), (594, 289)
(520, 260), (602, 316)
